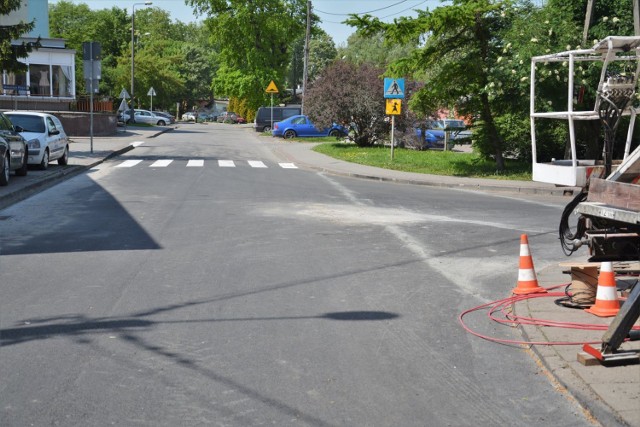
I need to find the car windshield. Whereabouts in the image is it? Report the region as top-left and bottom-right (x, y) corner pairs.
(7, 115), (45, 133)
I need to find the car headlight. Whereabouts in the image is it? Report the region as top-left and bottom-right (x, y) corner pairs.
(27, 138), (41, 149)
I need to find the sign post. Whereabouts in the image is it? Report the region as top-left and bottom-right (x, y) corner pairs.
(83, 41), (101, 153)
(266, 80), (279, 131)
(147, 87), (156, 111)
(384, 78), (405, 160)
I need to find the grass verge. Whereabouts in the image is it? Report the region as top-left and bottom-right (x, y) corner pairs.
(312, 142), (532, 180)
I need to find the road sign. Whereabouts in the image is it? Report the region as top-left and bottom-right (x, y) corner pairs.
(266, 80), (279, 93)
(119, 88), (130, 99)
(147, 87), (156, 96)
(384, 78), (405, 99)
(386, 99), (401, 115)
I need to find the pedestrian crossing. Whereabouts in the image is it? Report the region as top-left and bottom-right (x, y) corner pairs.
(114, 159), (298, 169)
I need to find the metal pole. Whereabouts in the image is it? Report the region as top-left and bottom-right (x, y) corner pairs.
(301, 0), (311, 114)
(270, 93), (273, 130)
(131, 2), (152, 123)
(391, 116), (395, 160)
(90, 43), (94, 153)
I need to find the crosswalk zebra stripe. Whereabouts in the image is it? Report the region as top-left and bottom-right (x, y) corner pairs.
(248, 160), (267, 168)
(279, 163), (298, 169)
(187, 159), (204, 167)
(117, 160), (143, 168)
(150, 159), (173, 167)
(218, 160), (235, 167)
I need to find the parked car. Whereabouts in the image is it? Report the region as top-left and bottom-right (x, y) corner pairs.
(5, 111), (69, 170)
(154, 111), (175, 124)
(254, 105), (301, 132)
(217, 112), (245, 124)
(272, 115), (348, 139)
(414, 127), (446, 149)
(131, 109), (169, 125)
(182, 111), (197, 122)
(0, 112), (28, 185)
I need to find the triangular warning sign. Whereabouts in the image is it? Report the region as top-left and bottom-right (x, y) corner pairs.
(266, 80), (279, 93)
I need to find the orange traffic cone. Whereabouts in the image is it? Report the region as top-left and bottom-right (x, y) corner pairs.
(512, 234), (547, 295)
(585, 262), (620, 317)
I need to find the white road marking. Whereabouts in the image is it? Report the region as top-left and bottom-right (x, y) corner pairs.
(150, 159), (173, 167)
(187, 159), (204, 167)
(219, 160), (235, 167)
(116, 160), (143, 168)
(248, 160), (267, 168)
(279, 163), (298, 169)
(130, 141), (145, 147)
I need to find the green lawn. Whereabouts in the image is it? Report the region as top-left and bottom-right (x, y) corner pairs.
(312, 142), (532, 180)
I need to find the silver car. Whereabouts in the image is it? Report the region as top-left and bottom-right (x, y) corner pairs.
(134, 109), (169, 126)
(5, 111), (69, 170)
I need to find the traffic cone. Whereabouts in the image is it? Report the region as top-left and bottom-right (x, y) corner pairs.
(585, 262), (620, 317)
(512, 234), (547, 295)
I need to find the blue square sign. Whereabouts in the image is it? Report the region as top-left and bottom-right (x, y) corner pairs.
(384, 78), (405, 99)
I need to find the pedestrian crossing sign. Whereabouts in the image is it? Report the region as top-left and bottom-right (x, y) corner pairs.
(384, 78), (404, 99)
(266, 80), (279, 93)
(386, 99), (401, 115)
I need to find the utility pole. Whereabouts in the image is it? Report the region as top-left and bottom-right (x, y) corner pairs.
(301, 0), (311, 114)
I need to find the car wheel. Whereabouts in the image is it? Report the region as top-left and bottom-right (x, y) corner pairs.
(283, 130), (296, 139)
(262, 125), (271, 132)
(39, 148), (49, 170)
(16, 150), (28, 176)
(0, 154), (9, 186)
(58, 145), (69, 166)
(157, 120), (166, 126)
(328, 129), (342, 137)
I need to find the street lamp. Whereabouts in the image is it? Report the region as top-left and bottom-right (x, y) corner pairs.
(131, 1), (152, 122)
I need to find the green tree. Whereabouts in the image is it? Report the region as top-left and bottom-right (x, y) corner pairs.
(187, 0), (308, 116)
(337, 31), (415, 68)
(0, 0), (40, 73)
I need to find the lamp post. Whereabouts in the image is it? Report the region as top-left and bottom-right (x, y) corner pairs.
(131, 1), (152, 122)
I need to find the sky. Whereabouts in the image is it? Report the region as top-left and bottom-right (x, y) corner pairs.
(49, 0), (439, 46)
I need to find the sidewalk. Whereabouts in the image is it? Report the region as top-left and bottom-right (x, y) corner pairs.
(1, 125), (638, 426)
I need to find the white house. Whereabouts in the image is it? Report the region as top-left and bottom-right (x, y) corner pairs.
(0, 0), (76, 110)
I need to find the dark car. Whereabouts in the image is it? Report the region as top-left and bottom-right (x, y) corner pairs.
(272, 115), (348, 139)
(0, 112), (28, 186)
(217, 112), (245, 124)
(254, 105), (301, 132)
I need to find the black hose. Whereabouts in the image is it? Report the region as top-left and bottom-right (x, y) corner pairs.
(559, 189), (588, 256)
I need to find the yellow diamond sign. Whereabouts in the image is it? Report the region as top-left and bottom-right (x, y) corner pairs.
(266, 80), (279, 93)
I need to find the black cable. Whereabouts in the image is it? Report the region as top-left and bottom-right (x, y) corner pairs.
(559, 189), (588, 256)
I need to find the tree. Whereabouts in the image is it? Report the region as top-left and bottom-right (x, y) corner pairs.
(187, 0), (309, 117)
(305, 61), (386, 147)
(0, 0), (39, 73)
(337, 31), (415, 68)
(348, 1), (516, 170)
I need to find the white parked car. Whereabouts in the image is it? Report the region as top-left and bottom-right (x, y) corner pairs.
(5, 111), (69, 170)
(133, 109), (170, 125)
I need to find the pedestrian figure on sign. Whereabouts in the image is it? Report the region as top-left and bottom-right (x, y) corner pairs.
(390, 81), (400, 94)
(392, 101), (399, 113)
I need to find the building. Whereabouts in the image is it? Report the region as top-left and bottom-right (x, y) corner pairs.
(0, 0), (76, 111)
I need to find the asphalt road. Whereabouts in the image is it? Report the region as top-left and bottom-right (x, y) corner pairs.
(0, 124), (590, 426)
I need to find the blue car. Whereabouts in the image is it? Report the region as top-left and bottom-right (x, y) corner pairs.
(272, 115), (347, 139)
(414, 127), (445, 149)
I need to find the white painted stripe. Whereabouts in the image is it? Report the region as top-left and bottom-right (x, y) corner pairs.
(150, 159), (173, 167)
(219, 160), (235, 167)
(248, 160), (267, 168)
(520, 244), (530, 256)
(187, 159), (204, 167)
(279, 163), (297, 169)
(595, 287), (617, 300)
(130, 141), (145, 147)
(117, 160), (143, 168)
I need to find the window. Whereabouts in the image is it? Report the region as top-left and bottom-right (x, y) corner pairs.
(30, 64), (50, 96)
